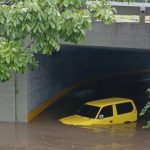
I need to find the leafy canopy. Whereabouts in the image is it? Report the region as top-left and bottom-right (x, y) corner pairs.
(0, 0), (130, 81)
(139, 89), (150, 129)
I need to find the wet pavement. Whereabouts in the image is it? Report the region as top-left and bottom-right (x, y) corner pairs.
(1, 74), (150, 150)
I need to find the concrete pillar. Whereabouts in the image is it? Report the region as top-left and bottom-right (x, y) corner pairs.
(0, 73), (28, 122)
(15, 73), (28, 122)
(140, 6), (145, 23)
(0, 75), (16, 122)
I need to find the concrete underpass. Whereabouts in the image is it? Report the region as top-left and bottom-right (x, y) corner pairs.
(1, 45), (150, 122)
(29, 45), (150, 118)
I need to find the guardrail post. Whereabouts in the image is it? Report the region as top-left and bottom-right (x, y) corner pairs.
(140, 6), (146, 23)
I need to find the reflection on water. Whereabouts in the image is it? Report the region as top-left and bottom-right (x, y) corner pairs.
(81, 123), (137, 136)
(0, 111), (150, 150)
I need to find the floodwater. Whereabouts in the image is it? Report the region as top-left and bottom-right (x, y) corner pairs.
(1, 74), (150, 150)
(0, 106), (150, 150)
(0, 110), (150, 150)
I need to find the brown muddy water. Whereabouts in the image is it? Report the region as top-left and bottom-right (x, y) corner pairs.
(0, 112), (150, 150)
(0, 99), (150, 150)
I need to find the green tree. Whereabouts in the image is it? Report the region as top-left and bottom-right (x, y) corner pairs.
(0, 0), (130, 81)
(140, 89), (150, 128)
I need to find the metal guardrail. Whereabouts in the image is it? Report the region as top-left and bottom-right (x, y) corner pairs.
(90, 0), (150, 3)
(110, 1), (150, 7)
(112, 0), (150, 3)
(87, 1), (150, 23)
(91, 0), (150, 3)
(111, 2), (150, 23)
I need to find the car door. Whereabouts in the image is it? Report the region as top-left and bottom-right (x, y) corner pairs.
(114, 102), (136, 124)
(93, 105), (114, 124)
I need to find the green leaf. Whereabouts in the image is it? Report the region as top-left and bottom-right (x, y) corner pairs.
(6, 57), (10, 64)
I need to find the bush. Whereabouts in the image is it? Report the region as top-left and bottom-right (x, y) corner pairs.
(139, 89), (150, 129)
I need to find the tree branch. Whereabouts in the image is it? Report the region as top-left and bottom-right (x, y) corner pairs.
(25, 39), (35, 49)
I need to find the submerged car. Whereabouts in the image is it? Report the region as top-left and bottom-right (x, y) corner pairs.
(59, 97), (137, 126)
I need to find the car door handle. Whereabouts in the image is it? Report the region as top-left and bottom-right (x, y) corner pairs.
(110, 120), (113, 123)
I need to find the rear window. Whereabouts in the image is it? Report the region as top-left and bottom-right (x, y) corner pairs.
(116, 102), (133, 115)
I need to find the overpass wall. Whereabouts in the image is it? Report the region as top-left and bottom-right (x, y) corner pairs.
(74, 22), (150, 49)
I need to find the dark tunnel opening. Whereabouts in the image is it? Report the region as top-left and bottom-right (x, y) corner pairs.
(44, 73), (150, 128)
(29, 45), (150, 126)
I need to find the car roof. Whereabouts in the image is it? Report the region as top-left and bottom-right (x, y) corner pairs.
(86, 97), (133, 107)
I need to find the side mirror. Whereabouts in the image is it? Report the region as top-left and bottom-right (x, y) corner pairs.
(99, 114), (104, 119)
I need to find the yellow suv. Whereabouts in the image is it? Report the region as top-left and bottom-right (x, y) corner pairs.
(59, 98), (137, 126)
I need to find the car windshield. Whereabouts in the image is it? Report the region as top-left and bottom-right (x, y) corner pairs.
(77, 104), (100, 118)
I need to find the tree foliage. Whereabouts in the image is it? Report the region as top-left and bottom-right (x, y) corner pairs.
(140, 89), (150, 129)
(0, 0), (130, 81)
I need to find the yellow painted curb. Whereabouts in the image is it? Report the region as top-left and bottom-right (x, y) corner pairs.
(27, 84), (81, 122)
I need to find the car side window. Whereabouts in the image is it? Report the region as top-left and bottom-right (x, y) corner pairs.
(99, 105), (113, 118)
(116, 102), (133, 115)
